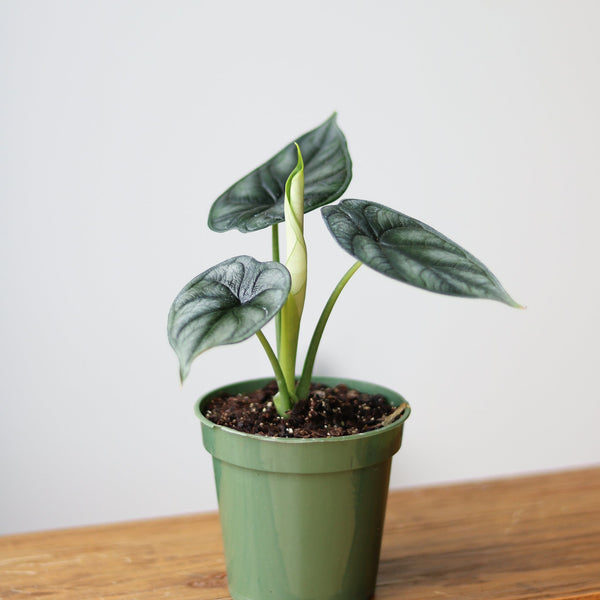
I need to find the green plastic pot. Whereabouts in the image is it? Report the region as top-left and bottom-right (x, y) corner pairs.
(196, 376), (410, 600)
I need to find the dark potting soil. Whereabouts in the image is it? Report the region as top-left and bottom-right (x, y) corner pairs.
(203, 380), (401, 438)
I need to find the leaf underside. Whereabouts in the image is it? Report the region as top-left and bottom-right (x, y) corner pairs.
(322, 199), (519, 307)
(167, 255), (291, 380)
(208, 113), (352, 233)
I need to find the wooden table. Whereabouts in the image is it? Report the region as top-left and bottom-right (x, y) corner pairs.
(1, 467), (599, 599)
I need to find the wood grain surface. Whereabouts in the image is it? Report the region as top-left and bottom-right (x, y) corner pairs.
(1, 467), (599, 599)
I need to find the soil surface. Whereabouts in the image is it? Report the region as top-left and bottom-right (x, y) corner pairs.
(203, 380), (399, 438)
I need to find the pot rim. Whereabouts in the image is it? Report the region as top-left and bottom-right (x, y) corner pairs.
(195, 375), (411, 445)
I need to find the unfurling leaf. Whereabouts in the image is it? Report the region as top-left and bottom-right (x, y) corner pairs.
(322, 199), (520, 307)
(208, 114), (352, 233)
(284, 144), (307, 316)
(279, 145), (307, 392)
(167, 255), (291, 381)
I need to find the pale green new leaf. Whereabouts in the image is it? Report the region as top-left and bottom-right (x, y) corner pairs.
(208, 114), (352, 233)
(322, 199), (520, 307)
(279, 145), (307, 392)
(284, 144), (307, 316)
(167, 255), (291, 381)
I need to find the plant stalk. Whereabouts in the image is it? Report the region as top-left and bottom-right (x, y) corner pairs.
(296, 261), (362, 400)
(256, 329), (292, 416)
(272, 224), (281, 355)
(272, 223), (280, 263)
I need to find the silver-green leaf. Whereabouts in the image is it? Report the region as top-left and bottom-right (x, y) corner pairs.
(168, 255), (291, 381)
(208, 114), (352, 233)
(322, 199), (520, 307)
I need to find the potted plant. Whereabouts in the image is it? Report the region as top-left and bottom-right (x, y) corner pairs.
(167, 114), (520, 600)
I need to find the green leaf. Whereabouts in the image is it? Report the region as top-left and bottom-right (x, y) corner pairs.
(208, 114), (352, 233)
(322, 199), (520, 307)
(168, 255), (291, 381)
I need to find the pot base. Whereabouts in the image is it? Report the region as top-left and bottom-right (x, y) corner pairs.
(197, 377), (410, 600)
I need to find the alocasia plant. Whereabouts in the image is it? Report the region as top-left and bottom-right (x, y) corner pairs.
(168, 114), (520, 416)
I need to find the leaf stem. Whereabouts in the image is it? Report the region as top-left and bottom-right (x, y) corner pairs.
(272, 223), (280, 262)
(256, 329), (292, 416)
(296, 261), (362, 400)
(272, 224), (281, 354)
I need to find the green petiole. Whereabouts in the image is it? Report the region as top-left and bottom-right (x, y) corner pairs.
(272, 224), (281, 355)
(256, 329), (293, 416)
(295, 261), (362, 400)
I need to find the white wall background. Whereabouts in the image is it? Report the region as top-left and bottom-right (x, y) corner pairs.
(1, 0), (599, 535)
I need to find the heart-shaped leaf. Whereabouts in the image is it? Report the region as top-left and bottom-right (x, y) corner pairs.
(322, 199), (520, 307)
(208, 114), (352, 233)
(168, 255), (291, 381)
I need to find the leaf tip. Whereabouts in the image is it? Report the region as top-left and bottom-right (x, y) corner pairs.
(294, 142), (304, 169)
(502, 292), (525, 310)
(179, 363), (189, 385)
